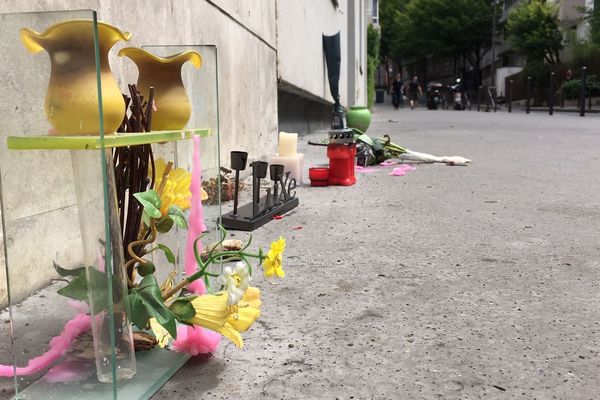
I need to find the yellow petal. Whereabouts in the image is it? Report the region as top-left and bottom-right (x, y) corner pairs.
(149, 318), (172, 348)
(262, 259), (274, 277)
(220, 323), (244, 348)
(188, 292), (229, 332)
(275, 268), (285, 278)
(243, 287), (262, 308)
(229, 306), (260, 333)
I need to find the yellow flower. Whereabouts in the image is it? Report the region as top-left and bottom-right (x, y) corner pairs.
(188, 292), (229, 332)
(220, 287), (262, 348)
(149, 318), (171, 348)
(241, 286), (262, 309)
(150, 159), (192, 215)
(185, 288), (261, 349)
(262, 236), (286, 278)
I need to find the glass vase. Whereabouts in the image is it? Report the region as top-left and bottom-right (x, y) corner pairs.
(71, 149), (136, 383)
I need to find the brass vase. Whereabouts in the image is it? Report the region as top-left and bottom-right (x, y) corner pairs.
(20, 19), (131, 135)
(118, 47), (202, 130)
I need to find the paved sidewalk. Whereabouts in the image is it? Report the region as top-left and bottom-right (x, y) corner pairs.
(160, 106), (600, 399)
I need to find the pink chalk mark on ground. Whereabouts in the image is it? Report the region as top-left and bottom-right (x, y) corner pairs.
(354, 165), (380, 173)
(389, 164), (415, 176)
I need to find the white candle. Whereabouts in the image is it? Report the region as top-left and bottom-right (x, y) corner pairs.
(278, 132), (298, 156)
(269, 153), (304, 184)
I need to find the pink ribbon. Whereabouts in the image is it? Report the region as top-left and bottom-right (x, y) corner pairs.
(0, 313), (91, 377)
(184, 135), (208, 295)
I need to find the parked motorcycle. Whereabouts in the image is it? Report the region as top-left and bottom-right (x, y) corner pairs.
(426, 82), (444, 110)
(450, 78), (464, 110)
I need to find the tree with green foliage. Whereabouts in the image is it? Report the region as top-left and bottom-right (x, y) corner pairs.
(586, 0), (600, 45)
(506, 0), (563, 64)
(379, 0), (410, 66)
(367, 23), (380, 108)
(379, 0), (496, 84)
(572, 0), (600, 73)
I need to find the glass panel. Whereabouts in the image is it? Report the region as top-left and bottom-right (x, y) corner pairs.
(0, 10), (134, 399)
(132, 45), (222, 279)
(0, 15), (221, 398)
(139, 45), (221, 234)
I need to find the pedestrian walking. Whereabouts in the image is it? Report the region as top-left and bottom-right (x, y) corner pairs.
(407, 75), (422, 110)
(391, 73), (404, 110)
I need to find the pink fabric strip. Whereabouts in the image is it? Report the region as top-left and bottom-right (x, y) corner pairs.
(0, 313), (91, 377)
(184, 135), (207, 295)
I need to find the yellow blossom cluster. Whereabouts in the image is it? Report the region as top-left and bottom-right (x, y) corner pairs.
(151, 159), (192, 215)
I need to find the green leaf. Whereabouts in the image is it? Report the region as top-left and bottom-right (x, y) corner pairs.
(168, 205), (188, 229)
(53, 261), (86, 277)
(57, 270), (88, 300)
(169, 299), (196, 321)
(157, 244), (176, 266)
(56, 267), (124, 314)
(134, 190), (162, 219)
(357, 133), (383, 152)
(127, 275), (178, 338)
(156, 217), (174, 233)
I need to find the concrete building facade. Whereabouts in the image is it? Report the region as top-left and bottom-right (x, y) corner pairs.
(277, 0), (368, 133)
(0, 1), (367, 305)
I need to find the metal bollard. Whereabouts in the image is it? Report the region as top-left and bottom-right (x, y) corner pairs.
(526, 76), (531, 114)
(508, 80), (513, 113)
(477, 86), (482, 112)
(493, 88), (497, 112)
(580, 66), (587, 117)
(549, 72), (554, 116)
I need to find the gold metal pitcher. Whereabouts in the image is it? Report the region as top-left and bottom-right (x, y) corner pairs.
(20, 19), (131, 135)
(118, 47), (202, 131)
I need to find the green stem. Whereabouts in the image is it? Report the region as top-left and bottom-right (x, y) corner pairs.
(163, 226), (264, 300)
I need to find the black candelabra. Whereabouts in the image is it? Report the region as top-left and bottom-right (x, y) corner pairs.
(221, 151), (299, 231)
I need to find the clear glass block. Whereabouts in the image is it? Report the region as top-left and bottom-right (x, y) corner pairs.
(0, 12), (222, 399)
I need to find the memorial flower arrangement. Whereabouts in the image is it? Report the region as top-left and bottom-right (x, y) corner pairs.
(55, 145), (285, 355)
(121, 153), (286, 352)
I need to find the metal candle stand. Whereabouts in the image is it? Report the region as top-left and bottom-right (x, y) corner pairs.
(222, 151), (299, 231)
